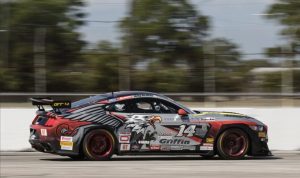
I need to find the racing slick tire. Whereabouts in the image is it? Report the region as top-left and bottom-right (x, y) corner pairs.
(83, 129), (115, 161)
(217, 128), (249, 160)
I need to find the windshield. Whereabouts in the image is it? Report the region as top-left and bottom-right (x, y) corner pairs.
(157, 95), (194, 114)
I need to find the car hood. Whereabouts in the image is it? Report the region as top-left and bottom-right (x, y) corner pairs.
(191, 110), (265, 125)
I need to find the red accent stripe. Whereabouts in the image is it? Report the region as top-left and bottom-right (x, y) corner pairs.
(110, 112), (127, 120)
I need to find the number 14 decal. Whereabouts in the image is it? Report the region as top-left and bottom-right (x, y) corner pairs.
(176, 125), (196, 137)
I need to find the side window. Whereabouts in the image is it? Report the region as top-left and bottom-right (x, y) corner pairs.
(105, 98), (181, 114)
(114, 103), (126, 112)
(132, 98), (180, 114)
(154, 99), (180, 114)
(131, 99), (155, 113)
(105, 101), (130, 113)
(105, 99), (155, 113)
(136, 102), (153, 111)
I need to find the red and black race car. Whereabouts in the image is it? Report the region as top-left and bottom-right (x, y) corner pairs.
(29, 91), (271, 160)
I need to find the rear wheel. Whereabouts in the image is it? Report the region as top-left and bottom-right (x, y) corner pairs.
(217, 128), (249, 159)
(83, 129), (115, 161)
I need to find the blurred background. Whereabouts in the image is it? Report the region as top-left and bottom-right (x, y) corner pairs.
(0, 0), (300, 107)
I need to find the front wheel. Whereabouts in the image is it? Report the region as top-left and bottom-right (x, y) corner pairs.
(217, 128), (249, 159)
(83, 129), (115, 161)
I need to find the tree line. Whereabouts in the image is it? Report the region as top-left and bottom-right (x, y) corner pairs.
(0, 0), (299, 93)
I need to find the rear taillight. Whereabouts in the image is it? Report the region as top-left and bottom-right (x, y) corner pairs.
(45, 118), (56, 127)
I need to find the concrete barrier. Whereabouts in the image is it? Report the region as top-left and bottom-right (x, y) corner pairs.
(1, 108), (299, 151)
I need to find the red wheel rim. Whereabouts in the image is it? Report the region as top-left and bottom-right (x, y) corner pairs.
(87, 131), (113, 158)
(221, 132), (247, 157)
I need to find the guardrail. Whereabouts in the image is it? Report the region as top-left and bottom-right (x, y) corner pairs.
(1, 92), (300, 103)
(2, 92), (300, 96)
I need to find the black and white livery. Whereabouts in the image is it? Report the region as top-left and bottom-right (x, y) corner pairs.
(29, 91), (271, 160)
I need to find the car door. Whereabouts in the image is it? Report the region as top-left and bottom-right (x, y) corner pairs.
(105, 98), (161, 151)
(106, 97), (209, 152)
(144, 98), (210, 152)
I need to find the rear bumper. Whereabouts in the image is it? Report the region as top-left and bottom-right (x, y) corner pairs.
(29, 139), (56, 153)
(29, 126), (81, 156)
(29, 138), (80, 156)
(29, 126), (58, 153)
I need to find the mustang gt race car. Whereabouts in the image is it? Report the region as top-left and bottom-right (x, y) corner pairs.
(29, 91), (271, 160)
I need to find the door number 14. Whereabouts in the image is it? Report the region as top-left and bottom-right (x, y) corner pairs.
(176, 125), (196, 137)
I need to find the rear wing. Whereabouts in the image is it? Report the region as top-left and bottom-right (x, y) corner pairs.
(30, 98), (71, 112)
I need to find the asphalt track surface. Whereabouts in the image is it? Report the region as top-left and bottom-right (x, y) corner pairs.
(1, 151), (300, 178)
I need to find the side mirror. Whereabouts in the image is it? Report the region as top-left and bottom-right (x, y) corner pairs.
(178, 109), (188, 116)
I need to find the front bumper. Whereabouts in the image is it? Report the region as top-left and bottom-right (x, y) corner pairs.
(250, 139), (272, 156)
(248, 130), (272, 156)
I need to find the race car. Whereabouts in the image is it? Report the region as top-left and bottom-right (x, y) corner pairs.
(29, 91), (271, 160)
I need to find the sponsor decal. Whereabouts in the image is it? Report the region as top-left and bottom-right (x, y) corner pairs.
(206, 137), (214, 143)
(138, 140), (150, 144)
(41, 129), (47, 136)
(160, 132), (175, 136)
(158, 136), (173, 139)
(61, 136), (73, 142)
(189, 118), (200, 123)
(171, 146), (183, 150)
(200, 146), (213, 151)
(163, 117), (176, 122)
(60, 141), (73, 150)
(201, 117), (215, 121)
(160, 146), (171, 151)
(117, 95), (134, 101)
(160, 139), (190, 145)
(120, 144), (130, 151)
(150, 145), (160, 150)
(119, 134), (131, 143)
(202, 143), (213, 147)
(51, 101), (71, 108)
(131, 144), (140, 151)
(60, 136), (73, 150)
(195, 112), (245, 117)
(182, 146), (196, 151)
(258, 132), (266, 138)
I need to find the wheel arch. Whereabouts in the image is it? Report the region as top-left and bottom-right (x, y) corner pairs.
(214, 124), (254, 155)
(77, 124), (119, 155)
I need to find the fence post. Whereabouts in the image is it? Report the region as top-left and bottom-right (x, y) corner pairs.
(281, 45), (294, 107)
(34, 28), (47, 93)
(118, 54), (130, 91)
(204, 45), (216, 107)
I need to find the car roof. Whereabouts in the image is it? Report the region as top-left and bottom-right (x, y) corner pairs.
(111, 91), (163, 98)
(71, 91), (167, 108)
(71, 91), (194, 114)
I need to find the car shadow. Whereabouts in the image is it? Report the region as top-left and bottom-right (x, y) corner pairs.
(40, 155), (282, 162)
